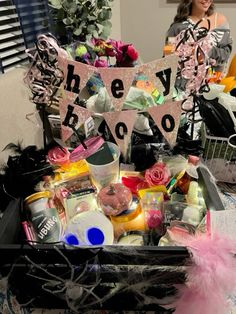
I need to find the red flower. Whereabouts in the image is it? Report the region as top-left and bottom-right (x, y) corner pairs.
(126, 45), (138, 61)
(145, 162), (171, 187)
(94, 59), (108, 67)
(47, 147), (70, 166)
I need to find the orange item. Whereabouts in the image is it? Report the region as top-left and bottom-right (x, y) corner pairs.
(136, 80), (155, 94)
(176, 172), (192, 195)
(163, 44), (175, 56)
(226, 54), (236, 77)
(110, 204), (146, 239)
(219, 76), (236, 93)
(208, 71), (223, 84)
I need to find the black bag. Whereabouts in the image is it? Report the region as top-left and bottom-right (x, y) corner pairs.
(198, 96), (235, 137)
(0, 198), (22, 244)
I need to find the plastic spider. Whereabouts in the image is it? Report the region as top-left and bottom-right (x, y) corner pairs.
(24, 246), (102, 312)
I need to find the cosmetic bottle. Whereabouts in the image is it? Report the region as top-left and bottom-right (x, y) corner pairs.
(176, 155), (199, 194)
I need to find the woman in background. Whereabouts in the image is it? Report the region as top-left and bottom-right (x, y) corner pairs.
(164, 0), (233, 141)
(165, 0), (232, 90)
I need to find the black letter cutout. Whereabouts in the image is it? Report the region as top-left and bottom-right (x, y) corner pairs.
(62, 105), (78, 128)
(65, 64), (80, 94)
(161, 114), (175, 132)
(111, 79), (124, 98)
(74, 96), (86, 107)
(155, 68), (172, 96)
(115, 122), (128, 139)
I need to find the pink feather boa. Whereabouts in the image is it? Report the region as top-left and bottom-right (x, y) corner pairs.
(174, 234), (236, 314)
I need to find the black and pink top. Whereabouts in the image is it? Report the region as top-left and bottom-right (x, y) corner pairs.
(166, 15), (232, 71)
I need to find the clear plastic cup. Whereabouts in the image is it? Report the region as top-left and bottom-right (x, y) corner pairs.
(86, 142), (120, 190)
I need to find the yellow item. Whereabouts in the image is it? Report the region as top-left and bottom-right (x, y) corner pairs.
(140, 192), (164, 212)
(110, 204), (146, 238)
(152, 89), (160, 99)
(138, 185), (167, 199)
(226, 54), (236, 77)
(54, 160), (89, 181)
(25, 191), (52, 204)
(219, 76), (236, 93)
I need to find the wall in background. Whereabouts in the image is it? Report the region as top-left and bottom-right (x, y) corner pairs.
(111, 0), (121, 40)
(0, 68), (43, 162)
(120, 0), (236, 63)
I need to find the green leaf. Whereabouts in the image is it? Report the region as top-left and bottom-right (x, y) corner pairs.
(97, 0), (103, 9)
(100, 20), (112, 28)
(87, 14), (97, 21)
(68, 3), (78, 14)
(100, 8), (112, 20)
(48, 0), (62, 9)
(92, 29), (98, 38)
(62, 0), (77, 12)
(49, 0), (113, 42)
(100, 24), (111, 39)
(63, 17), (74, 25)
(98, 10), (105, 20)
(87, 24), (96, 32)
(80, 21), (86, 28)
(57, 8), (65, 19)
(81, 11), (88, 19)
(73, 28), (83, 36)
(95, 23), (103, 32)
(86, 33), (92, 41)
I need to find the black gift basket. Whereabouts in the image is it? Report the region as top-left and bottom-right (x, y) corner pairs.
(0, 30), (234, 312)
(0, 165), (225, 313)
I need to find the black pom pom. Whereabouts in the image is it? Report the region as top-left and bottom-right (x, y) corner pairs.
(0, 143), (54, 212)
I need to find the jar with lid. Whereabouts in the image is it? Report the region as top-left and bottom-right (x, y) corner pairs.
(176, 155), (200, 194)
(24, 191), (62, 243)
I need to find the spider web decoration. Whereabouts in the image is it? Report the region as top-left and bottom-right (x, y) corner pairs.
(2, 244), (189, 313)
(0, 241), (189, 312)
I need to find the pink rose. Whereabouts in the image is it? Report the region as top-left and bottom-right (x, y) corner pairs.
(47, 147), (70, 166)
(145, 162), (171, 187)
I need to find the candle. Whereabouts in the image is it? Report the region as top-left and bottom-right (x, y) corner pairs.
(110, 204), (146, 239)
(117, 231), (145, 246)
